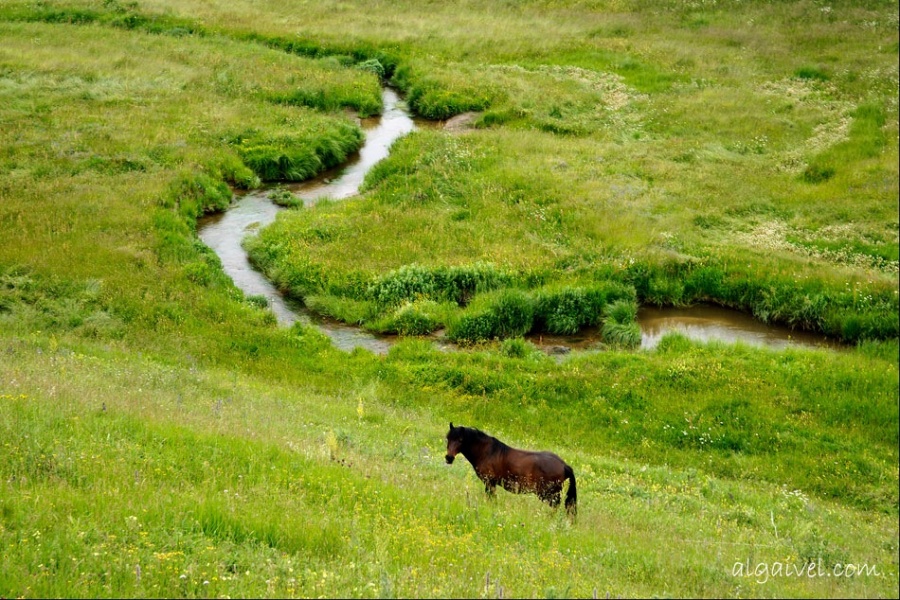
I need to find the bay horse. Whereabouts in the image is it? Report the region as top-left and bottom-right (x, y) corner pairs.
(445, 423), (576, 515)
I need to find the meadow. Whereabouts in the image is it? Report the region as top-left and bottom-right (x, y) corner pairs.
(0, 0), (898, 597)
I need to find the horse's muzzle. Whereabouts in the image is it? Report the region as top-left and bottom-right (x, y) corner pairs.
(445, 455), (455, 464)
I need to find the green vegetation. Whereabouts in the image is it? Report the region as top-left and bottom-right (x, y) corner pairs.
(267, 186), (303, 209)
(0, 0), (897, 597)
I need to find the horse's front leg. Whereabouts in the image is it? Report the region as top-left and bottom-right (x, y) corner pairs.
(479, 474), (497, 499)
(484, 480), (497, 498)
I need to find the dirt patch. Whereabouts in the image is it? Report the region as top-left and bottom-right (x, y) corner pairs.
(443, 111), (480, 132)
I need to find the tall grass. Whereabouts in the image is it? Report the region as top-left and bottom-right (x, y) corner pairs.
(231, 125), (364, 182)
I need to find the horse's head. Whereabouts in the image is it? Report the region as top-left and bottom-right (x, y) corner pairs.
(446, 422), (463, 464)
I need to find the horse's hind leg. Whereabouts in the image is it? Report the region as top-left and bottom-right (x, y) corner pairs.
(542, 484), (562, 508)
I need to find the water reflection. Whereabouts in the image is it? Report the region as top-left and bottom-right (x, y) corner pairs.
(639, 305), (837, 351)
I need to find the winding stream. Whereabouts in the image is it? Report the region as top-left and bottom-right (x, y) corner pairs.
(199, 88), (836, 355)
(198, 88), (420, 354)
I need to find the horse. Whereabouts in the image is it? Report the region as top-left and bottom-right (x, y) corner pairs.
(445, 423), (577, 515)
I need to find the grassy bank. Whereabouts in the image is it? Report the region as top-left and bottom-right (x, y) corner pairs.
(248, 125), (897, 342)
(0, 1), (897, 597)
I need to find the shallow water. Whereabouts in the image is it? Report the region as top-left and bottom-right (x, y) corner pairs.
(638, 305), (837, 351)
(293, 88), (427, 204)
(199, 88), (837, 355)
(521, 305), (836, 355)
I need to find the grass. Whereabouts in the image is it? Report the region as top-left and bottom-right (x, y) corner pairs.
(250, 127), (897, 341)
(1, 336), (897, 597)
(0, 0), (897, 597)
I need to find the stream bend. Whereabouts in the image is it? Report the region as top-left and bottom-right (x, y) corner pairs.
(199, 88), (837, 355)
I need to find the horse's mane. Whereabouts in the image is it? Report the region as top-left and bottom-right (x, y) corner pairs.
(461, 426), (510, 454)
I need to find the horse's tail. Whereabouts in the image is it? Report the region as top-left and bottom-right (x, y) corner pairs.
(564, 464), (577, 516)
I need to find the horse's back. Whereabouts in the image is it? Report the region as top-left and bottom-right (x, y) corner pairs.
(511, 449), (568, 479)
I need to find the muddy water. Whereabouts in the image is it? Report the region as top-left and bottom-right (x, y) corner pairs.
(638, 305), (837, 351)
(199, 88), (836, 355)
(522, 305), (836, 355)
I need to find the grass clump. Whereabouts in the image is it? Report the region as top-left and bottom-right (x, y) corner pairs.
(794, 65), (830, 81)
(446, 309), (497, 345)
(162, 172), (232, 220)
(267, 82), (382, 118)
(391, 63), (494, 120)
(483, 288), (534, 338)
(367, 262), (511, 308)
(801, 162), (836, 183)
(498, 337), (541, 359)
(445, 287), (538, 345)
(356, 58), (385, 80)
(386, 301), (438, 336)
(267, 186), (303, 208)
(233, 125), (364, 182)
(534, 282), (635, 335)
(601, 299), (641, 348)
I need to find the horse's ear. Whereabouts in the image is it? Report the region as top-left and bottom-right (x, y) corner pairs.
(449, 422), (454, 430)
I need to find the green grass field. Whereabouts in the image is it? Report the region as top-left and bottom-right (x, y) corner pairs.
(0, 0), (897, 597)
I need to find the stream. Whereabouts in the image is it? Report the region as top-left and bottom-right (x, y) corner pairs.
(198, 87), (836, 355)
